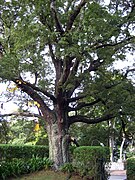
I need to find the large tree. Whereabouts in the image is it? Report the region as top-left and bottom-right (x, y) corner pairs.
(0, 0), (135, 169)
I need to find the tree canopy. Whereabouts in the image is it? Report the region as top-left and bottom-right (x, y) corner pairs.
(0, 0), (135, 121)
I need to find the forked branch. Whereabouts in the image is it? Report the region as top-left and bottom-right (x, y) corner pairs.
(66, 0), (87, 31)
(50, 0), (64, 34)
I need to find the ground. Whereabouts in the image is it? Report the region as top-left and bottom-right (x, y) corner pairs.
(9, 170), (82, 180)
(9, 169), (127, 180)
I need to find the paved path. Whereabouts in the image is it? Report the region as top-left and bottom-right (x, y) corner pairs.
(109, 170), (127, 180)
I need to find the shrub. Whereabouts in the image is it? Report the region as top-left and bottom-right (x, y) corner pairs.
(0, 157), (53, 180)
(0, 144), (49, 160)
(60, 163), (75, 173)
(126, 151), (135, 158)
(127, 157), (135, 180)
(73, 146), (110, 180)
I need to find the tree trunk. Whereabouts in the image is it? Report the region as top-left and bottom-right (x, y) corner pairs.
(119, 134), (125, 162)
(46, 122), (69, 169)
(109, 120), (115, 162)
(109, 136), (115, 162)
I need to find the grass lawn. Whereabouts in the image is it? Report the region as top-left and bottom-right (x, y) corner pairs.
(9, 170), (82, 180)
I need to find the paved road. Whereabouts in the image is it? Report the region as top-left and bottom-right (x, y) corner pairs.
(109, 170), (127, 180)
(109, 175), (127, 180)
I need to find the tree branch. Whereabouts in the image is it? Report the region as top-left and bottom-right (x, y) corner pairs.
(0, 112), (40, 118)
(66, 79), (81, 98)
(48, 44), (57, 64)
(95, 36), (134, 49)
(68, 113), (114, 126)
(121, 119), (130, 139)
(124, 68), (135, 77)
(58, 56), (75, 85)
(67, 95), (86, 103)
(0, 42), (3, 59)
(48, 43), (63, 84)
(66, 0), (87, 31)
(127, 3), (135, 20)
(50, 0), (64, 34)
(88, 59), (104, 72)
(39, 12), (53, 32)
(64, 0), (73, 13)
(26, 81), (56, 102)
(14, 78), (52, 114)
(68, 99), (100, 111)
(63, 58), (79, 85)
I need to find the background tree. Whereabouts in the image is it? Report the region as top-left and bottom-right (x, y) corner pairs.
(0, 0), (135, 169)
(70, 122), (109, 147)
(0, 116), (48, 145)
(0, 117), (10, 144)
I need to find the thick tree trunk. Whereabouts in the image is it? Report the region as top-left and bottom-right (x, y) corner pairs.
(46, 122), (69, 169)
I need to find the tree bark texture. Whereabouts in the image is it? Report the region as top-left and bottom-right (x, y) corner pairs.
(46, 122), (69, 169)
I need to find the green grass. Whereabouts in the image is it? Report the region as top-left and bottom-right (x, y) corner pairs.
(9, 170), (82, 180)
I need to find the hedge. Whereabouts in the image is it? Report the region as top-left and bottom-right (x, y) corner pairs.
(73, 146), (110, 180)
(0, 144), (49, 160)
(127, 157), (135, 180)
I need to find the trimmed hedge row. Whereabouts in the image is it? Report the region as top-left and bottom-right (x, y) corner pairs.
(0, 144), (49, 160)
(127, 157), (135, 180)
(73, 146), (110, 179)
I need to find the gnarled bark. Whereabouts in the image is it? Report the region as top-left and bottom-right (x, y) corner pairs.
(47, 122), (69, 169)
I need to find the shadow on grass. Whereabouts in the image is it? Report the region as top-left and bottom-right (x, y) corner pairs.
(9, 170), (83, 180)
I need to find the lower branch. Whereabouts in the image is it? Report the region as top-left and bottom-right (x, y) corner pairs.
(68, 114), (114, 126)
(0, 112), (40, 118)
(69, 99), (100, 111)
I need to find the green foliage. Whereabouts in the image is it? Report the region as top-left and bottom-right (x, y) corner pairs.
(60, 163), (75, 173)
(126, 151), (135, 159)
(26, 156), (53, 172)
(0, 120), (10, 144)
(0, 0), (134, 82)
(0, 144), (49, 160)
(70, 122), (109, 146)
(0, 118), (48, 146)
(42, 157), (53, 170)
(127, 157), (135, 180)
(73, 146), (110, 179)
(0, 157), (53, 180)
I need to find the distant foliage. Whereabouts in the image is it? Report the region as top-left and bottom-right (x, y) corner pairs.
(0, 118), (48, 146)
(70, 123), (109, 146)
(0, 144), (49, 160)
(73, 146), (110, 179)
(127, 157), (135, 180)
